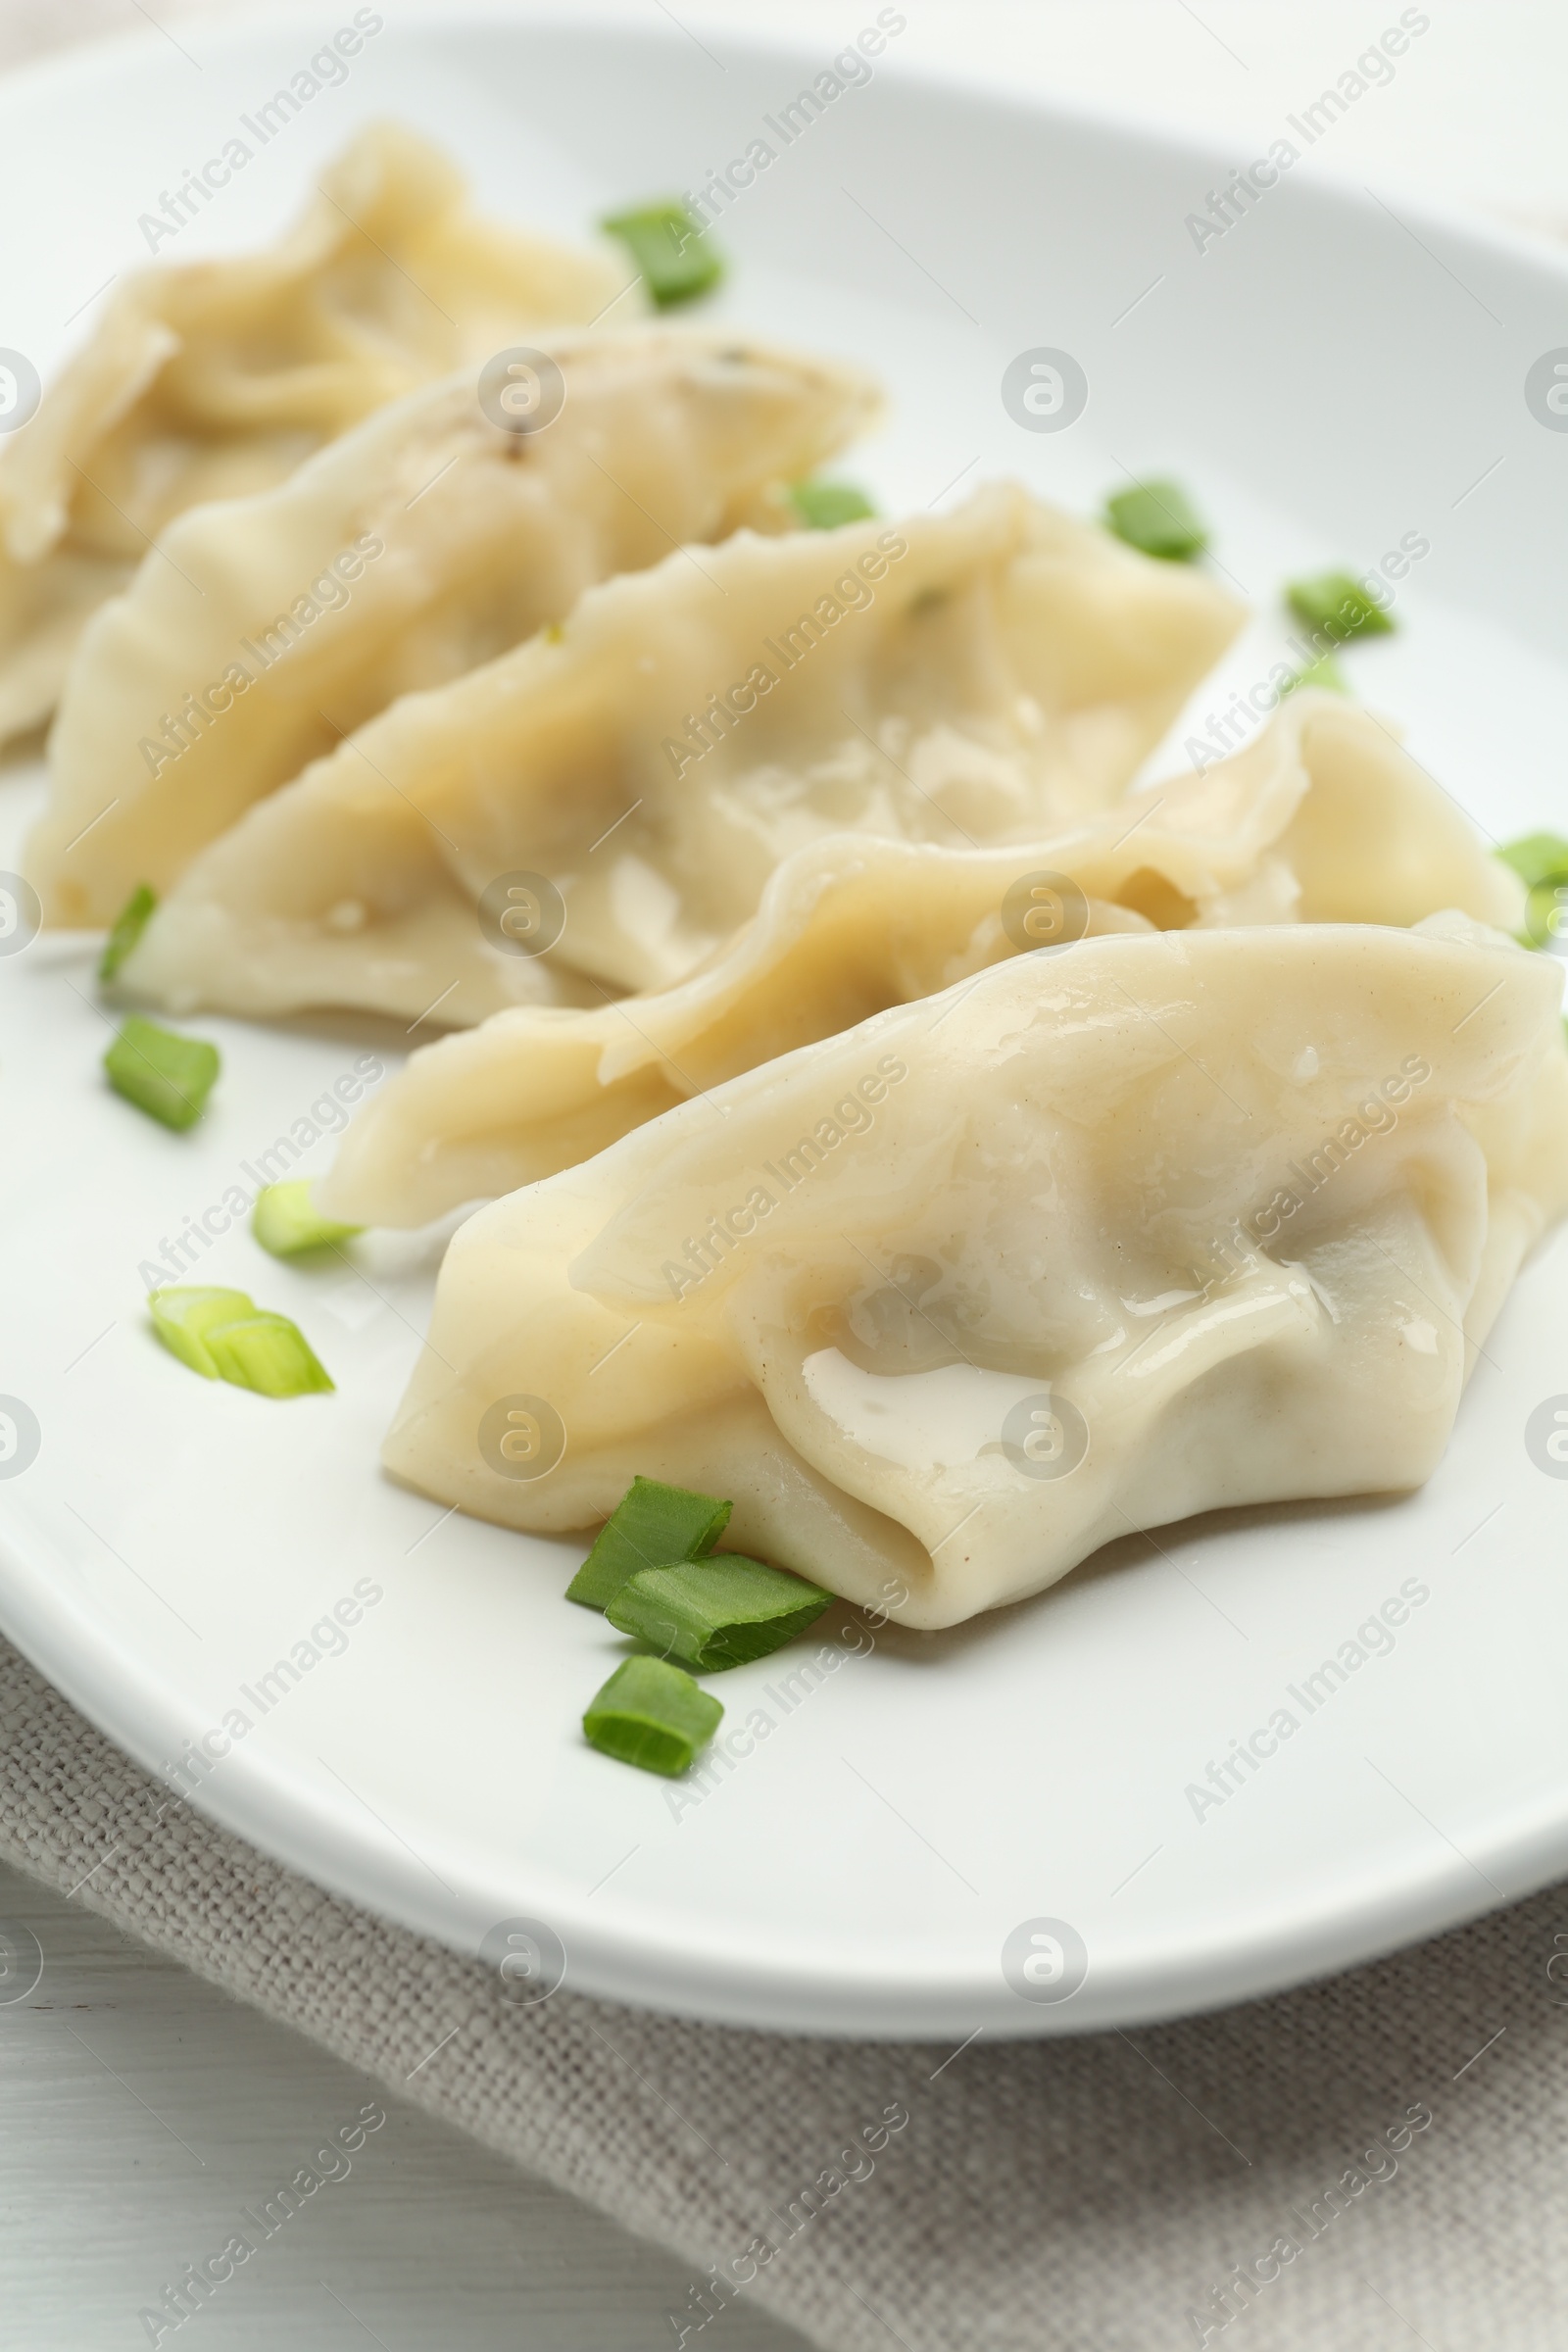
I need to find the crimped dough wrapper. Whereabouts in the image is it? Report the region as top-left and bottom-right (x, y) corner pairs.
(382, 917), (1568, 1628)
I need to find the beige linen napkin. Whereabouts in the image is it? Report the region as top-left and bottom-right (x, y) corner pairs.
(6, 7), (1568, 2348)
(4, 1629), (1568, 2351)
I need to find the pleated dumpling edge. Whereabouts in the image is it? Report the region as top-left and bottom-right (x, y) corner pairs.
(378, 917), (1568, 1629)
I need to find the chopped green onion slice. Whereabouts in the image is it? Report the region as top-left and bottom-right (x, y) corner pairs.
(1498, 833), (1568, 890)
(148, 1290), (332, 1396)
(1521, 880), (1568, 952)
(1103, 478), (1208, 562)
(582, 1655), (723, 1777)
(252, 1180), (363, 1258)
(788, 479), (877, 530)
(1285, 570), (1395, 644)
(149, 1286), (257, 1379)
(1280, 650), (1348, 697)
(1497, 835), (1568, 952)
(203, 1312), (334, 1398)
(98, 882), (156, 983)
(608, 1554), (834, 1672)
(105, 1015), (219, 1131)
(566, 1475), (732, 1609)
(600, 200), (723, 307)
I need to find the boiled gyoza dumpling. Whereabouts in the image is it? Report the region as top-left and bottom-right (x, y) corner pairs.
(107, 480), (1243, 1010)
(29, 330), (877, 924)
(315, 691), (1524, 1226)
(381, 917), (1568, 1629)
(0, 122), (634, 746)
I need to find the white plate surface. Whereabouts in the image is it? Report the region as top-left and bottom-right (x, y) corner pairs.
(2, 5), (1567, 2037)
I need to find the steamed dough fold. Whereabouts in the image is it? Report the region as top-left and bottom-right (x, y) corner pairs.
(30, 329), (878, 923)
(111, 480), (1244, 1012)
(381, 918), (1568, 1629)
(0, 121), (634, 746)
(316, 693), (1524, 1226)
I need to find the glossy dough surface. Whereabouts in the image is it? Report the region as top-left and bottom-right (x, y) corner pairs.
(0, 122), (631, 745)
(381, 918), (1568, 1628)
(113, 481), (1242, 1012)
(318, 693), (1524, 1226)
(31, 330), (877, 922)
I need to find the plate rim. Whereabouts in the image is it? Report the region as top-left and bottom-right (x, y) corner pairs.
(1, 0), (1566, 2039)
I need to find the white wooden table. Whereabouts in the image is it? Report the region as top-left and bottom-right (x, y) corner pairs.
(0, 1857), (803, 2348)
(2, 2), (1563, 2342)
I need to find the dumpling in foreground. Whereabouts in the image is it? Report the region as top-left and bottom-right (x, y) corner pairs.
(0, 121), (634, 745)
(382, 918), (1568, 1630)
(29, 329), (877, 924)
(316, 692), (1524, 1226)
(109, 480), (1244, 1013)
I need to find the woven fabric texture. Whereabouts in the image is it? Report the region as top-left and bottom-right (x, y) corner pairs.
(3, 1633), (1567, 2351)
(5, 7), (1568, 2346)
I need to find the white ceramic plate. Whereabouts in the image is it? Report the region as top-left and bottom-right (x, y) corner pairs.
(3, 4), (1568, 2038)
